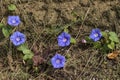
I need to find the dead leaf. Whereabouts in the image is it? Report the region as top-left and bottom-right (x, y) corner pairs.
(107, 50), (120, 59)
(32, 44), (40, 55)
(32, 55), (44, 66)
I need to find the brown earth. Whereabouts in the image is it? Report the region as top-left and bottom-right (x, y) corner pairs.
(0, 0), (120, 80)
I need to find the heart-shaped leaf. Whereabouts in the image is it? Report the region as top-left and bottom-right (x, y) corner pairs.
(23, 53), (34, 60)
(101, 31), (108, 38)
(109, 32), (119, 43)
(2, 27), (12, 38)
(17, 43), (28, 51)
(107, 41), (115, 50)
(70, 37), (76, 44)
(8, 4), (16, 11)
(23, 49), (33, 55)
(0, 23), (4, 28)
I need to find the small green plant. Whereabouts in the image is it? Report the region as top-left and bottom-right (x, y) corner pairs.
(102, 31), (119, 49)
(84, 28), (120, 53)
(17, 44), (34, 60)
(8, 4), (17, 11)
(0, 23), (12, 38)
(0, 16), (34, 61)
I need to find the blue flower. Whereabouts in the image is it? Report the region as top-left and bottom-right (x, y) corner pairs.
(8, 16), (21, 26)
(57, 32), (71, 47)
(89, 28), (102, 42)
(10, 31), (26, 46)
(51, 54), (66, 68)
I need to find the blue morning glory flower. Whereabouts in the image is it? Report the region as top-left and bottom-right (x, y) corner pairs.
(51, 54), (66, 68)
(10, 31), (26, 46)
(57, 32), (71, 47)
(89, 28), (102, 42)
(8, 16), (21, 26)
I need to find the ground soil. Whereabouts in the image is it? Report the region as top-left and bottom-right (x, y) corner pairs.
(0, 0), (120, 80)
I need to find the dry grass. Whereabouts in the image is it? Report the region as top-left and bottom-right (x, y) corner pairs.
(0, 0), (120, 80)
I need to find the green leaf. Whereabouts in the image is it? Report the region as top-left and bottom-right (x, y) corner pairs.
(101, 44), (110, 53)
(2, 27), (12, 37)
(23, 55), (28, 60)
(0, 23), (4, 28)
(101, 31), (108, 38)
(93, 41), (101, 49)
(23, 49), (33, 55)
(107, 41), (115, 50)
(64, 28), (69, 33)
(66, 54), (71, 59)
(109, 32), (119, 43)
(85, 36), (92, 43)
(17, 43), (28, 51)
(8, 4), (16, 11)
(70, 37), (76, 44)
(17, 44), (34, 60)
(23, 54), (33, 60)
(116, 43), (120, 49)
(71, 11), (78, 17)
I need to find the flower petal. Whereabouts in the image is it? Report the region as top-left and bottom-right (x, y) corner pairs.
(57, 32), (71, 47)
(10, 31), (26, 46)
(51, 54), (66, 68)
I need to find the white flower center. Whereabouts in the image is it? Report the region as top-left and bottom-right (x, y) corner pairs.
(16, 37), (20, 41)
(12, 20), (16, 24)
(63, 38), (67, 42)
(56, 59), (61, 64)
(94, 33), (98, 37)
